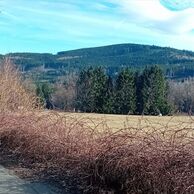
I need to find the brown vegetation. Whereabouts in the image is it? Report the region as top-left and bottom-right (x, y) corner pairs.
(0, 58), (40, 112)
(1, 111), (194, 193)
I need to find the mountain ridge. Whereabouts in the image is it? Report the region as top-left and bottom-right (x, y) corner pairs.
(1, 43), (194, 81)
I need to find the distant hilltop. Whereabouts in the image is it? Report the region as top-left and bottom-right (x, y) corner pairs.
(1, 43), (194, 82)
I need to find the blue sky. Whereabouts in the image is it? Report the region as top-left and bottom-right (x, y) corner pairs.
(0, 0), (194, 54)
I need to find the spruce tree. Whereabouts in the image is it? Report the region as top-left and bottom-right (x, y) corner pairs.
(103, 76), (114, 114)
(76, 68), (93, 112)
(89, 67), (107, 113)
(135, 72), (143, 114)
(76, 67), (107, 113)
(114, 69), (136, 114)
(141, 66), (171, 115)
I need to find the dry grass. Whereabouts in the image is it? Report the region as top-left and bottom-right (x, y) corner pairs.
(2, 60), (194, 193)
(60, 112), (194, 132)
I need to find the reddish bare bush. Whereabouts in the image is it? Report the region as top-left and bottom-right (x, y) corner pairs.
(1, 112), (194, 193)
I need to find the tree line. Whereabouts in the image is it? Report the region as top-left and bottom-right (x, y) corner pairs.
(32, 65), (194, 115)
(75, 66), (171, 115)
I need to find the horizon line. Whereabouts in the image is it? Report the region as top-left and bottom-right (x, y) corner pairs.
(1, 42), (194, 55)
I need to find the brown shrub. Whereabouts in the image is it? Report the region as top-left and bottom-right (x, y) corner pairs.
(1, 112), (194, 193)
(0, 58), (40, 112)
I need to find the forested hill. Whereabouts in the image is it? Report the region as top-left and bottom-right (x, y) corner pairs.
(1, 43), (194, 81)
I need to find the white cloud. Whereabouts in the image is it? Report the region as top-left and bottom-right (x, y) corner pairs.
(110, 0), (194, 34)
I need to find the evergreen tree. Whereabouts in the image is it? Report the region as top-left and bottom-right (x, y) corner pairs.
(103, 76), (114, 114)
(36, 83), (53, 109)
(114, 69), (136, 114)
(89, 67), (107, 113)
(76, 67), (107, 113)
(76, 68), (93, 112)
(141, 66), (171, 115)
(135, 72), (143, 114)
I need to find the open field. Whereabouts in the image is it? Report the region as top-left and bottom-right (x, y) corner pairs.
(55, 112), (194, 142)
(60, 112), (194, 131)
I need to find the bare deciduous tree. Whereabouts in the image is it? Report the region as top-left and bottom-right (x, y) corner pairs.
(168, 78), (194, 114)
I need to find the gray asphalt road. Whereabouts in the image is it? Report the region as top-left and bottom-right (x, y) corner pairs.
(0, 165), (58, 194)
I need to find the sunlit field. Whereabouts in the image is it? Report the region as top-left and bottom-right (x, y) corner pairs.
(58, 112), (194, 133)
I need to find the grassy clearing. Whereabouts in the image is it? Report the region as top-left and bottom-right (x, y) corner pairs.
(57, 112), (194, 142)
(61, 112), (194, 130)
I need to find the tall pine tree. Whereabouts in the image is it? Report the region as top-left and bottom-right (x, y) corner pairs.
(76, 67), (107, 113)
(76, 68), (93, 112)
(89, 67), (107, 113)
(141, 66), (171, 115)
(135, 72), (143, 114)
(114, 69), (136, 114)
(103, 76), (114, 114)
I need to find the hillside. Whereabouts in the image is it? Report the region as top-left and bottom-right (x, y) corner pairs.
(1, 43), (194, 82)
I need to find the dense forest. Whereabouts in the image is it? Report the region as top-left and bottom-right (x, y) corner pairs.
(75, 66), (171, 115)
(1, 43), (194, 82)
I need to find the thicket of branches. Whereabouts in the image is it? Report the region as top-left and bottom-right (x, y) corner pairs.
(1, 111), (194, 193)
(0, 58), (40, 112)
(168, 78), (194, 114)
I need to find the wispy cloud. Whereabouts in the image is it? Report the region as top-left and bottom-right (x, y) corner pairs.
(111, 0), (194, 34)
(0, 0), (194, 53)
